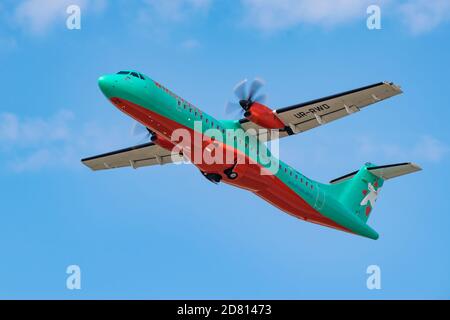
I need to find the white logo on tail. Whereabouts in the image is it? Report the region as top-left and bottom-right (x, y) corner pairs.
(360, 182), (380, 207)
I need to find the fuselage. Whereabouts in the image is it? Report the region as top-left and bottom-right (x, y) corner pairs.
(97, 70), (379, 239)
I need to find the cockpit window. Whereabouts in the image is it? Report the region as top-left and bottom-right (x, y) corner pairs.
(130, 72), (140, 79)
(117, 71), (130, 75)
(139, 73), (145, 80)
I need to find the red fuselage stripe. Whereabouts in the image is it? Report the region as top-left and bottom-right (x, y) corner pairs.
(111, 97), (351, 234)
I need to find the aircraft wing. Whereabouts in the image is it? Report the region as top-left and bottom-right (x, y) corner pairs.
(239, 82), (403, 140)
(81, 142), (184, 171)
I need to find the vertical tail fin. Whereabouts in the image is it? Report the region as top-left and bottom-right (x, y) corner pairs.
(329, 162), (421, 223)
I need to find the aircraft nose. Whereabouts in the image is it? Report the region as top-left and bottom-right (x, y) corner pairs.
(98, 75), (115, 98)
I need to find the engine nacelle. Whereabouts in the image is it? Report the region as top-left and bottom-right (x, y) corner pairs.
(244, 102), (285, 129)
(151, 134), (176, 151)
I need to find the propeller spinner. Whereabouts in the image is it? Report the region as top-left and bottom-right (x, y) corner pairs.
(225, 78), (268, 117)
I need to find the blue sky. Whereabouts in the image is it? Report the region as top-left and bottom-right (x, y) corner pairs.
(0, 0), (449, 299)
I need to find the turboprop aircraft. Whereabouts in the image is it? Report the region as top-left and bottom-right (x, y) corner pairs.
(81, 70), (421, 239)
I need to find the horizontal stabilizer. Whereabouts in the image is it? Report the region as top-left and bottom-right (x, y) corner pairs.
(367, 162), (422, 180)
(330, 162), (421, 184)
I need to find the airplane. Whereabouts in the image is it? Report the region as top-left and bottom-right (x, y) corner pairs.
(81, 70), (421, 240)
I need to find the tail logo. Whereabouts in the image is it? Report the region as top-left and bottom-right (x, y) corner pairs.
(360, 181), (380, 209)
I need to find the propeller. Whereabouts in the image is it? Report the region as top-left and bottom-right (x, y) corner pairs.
(225, 78), (268, 117)
(131, 121), (152, 142)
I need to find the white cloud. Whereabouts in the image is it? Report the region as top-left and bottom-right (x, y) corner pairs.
(133, 0), (212, 40)
(240, 0), (377, 32)
(9, 0), (373, 35)
(142, 0), (211, 22)
(7, 0), (450, 37)
(280, 133), (447, 182)
(240, 0), (450, 34)
(13, 0), (107, 35)
(412, 135), (448, 162)
(0, 110), (73, 145)
(399, 0), (450, 34)
(10, 148), (51, 172)
(14, 0), (83, 34)
(0, 110), (132, 173)
(181, 38), (201, 50)
(356, 135), (448, 164)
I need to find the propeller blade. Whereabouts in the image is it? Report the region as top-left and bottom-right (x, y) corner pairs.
(233, 79), (248, 100)
(233, 108), (245, 118)
(226, 104), (245, 119)
(254, 93), (268, 104)
(225, 101), (242, 115)
(131, 122), (151, 141)
(248, 78), (265, 101)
